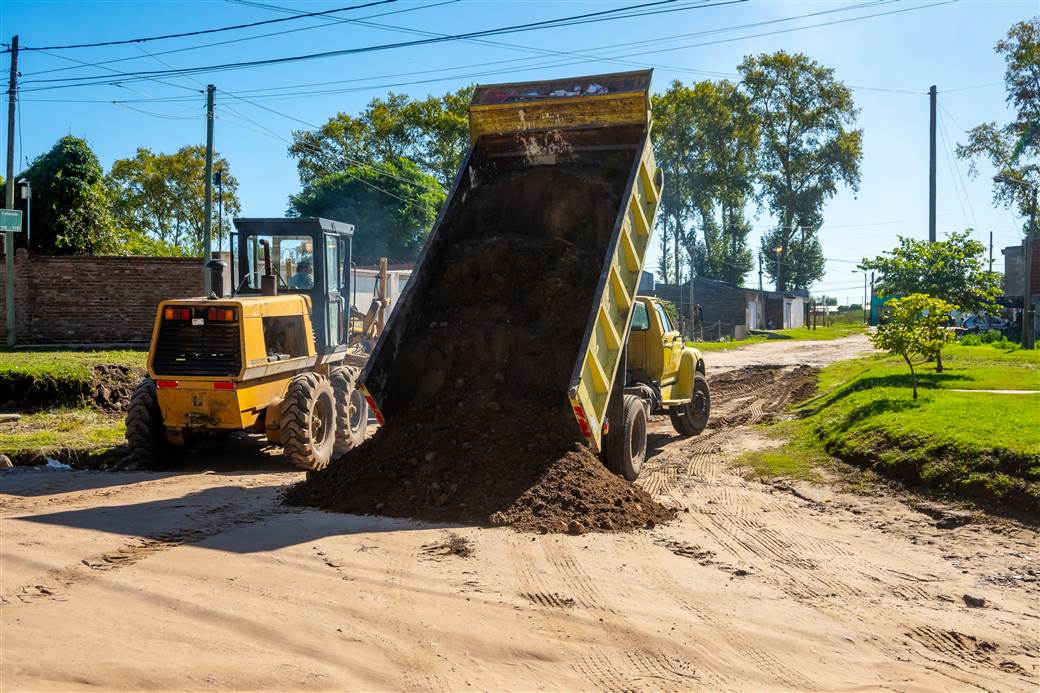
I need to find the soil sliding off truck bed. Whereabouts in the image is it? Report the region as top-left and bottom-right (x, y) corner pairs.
(361, 70), (671, 467)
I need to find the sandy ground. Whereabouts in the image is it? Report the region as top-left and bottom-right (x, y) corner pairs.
(1, 336), (1037, 692)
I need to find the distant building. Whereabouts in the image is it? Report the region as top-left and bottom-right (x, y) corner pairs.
(652, 277), (805, 340)
(1001, 241), (1040, 342)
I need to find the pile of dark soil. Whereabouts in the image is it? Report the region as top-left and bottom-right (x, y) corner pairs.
(0, 364), (142, 412)
(286, 167), (675, 532)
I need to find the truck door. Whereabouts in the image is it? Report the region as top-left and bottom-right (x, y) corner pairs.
(654, 301), (682, 382)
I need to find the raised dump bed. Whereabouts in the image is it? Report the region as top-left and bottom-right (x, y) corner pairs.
(362, 70), (662, 454)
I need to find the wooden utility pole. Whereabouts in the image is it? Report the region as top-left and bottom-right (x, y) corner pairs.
(5, 35), (18, 347)
(929, 85), (937, 243)
(203, 84), (215, 294)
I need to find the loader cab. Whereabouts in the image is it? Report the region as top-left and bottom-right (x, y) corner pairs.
(231, 217), (354, 356)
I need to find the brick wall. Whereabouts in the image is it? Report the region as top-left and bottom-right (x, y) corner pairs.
(0, 249), (203, 344)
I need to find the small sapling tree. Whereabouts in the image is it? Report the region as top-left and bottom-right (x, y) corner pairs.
(871, 294), (956, 400)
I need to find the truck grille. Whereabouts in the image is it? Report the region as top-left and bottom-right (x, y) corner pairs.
(153, 320), (242, 376)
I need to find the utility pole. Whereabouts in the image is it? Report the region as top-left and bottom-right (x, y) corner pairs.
(989, 230), (994, 272)
(863, 272), (868, 325)
(215, 169), (223, 254)
(929, 85), (937, 243)
(5, 35), (18, 347)
(1024, 190), (1037, 350)
(203, 84), (215, 294)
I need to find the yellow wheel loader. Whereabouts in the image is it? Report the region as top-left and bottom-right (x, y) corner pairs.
(126, 217), (368, 470)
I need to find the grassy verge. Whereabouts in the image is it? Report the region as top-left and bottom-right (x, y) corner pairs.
(689, 315), (868, 351)
(0, 408), (126, 464)
(733, 345), (1040, 514)
(0, 349), (145, 410)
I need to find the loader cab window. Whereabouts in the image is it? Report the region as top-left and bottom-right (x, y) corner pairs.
(241, 235), (314, 291)
(631, 302), (650, 331)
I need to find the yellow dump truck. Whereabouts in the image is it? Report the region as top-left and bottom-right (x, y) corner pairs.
(361, 70), (710, 481)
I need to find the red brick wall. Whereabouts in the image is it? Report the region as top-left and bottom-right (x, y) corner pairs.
(1, 249), (203, 344)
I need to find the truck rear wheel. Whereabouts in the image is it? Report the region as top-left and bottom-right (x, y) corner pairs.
(605, 394), (647, 482)
(125, 378), (174, 468)
(670, 373), (710, 436)
(331, 366), (368, 456)
(281, 373), (337, 471)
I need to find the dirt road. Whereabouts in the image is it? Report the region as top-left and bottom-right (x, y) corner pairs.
(2, 337), (1036, 691)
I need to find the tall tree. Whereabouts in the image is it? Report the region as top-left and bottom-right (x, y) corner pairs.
(740, 51), (863, 290)
(289, 86), (473, 193)
(957, 18), (1039, 236)
(108, 145), (241, 256)
(287, 157), (443, 262)
(8, 136), (116, 255)
(653, 80), (758, 286)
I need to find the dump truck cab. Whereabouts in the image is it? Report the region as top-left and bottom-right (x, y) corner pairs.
(128, 217), (369, 471)
(626, 296), (705, 407)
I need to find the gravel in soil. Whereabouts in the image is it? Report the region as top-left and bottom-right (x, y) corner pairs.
(286, 167), (674, 532)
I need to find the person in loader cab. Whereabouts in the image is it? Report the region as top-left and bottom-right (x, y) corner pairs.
(288, 258), (314, 290)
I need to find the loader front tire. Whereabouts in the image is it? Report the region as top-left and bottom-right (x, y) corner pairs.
(281, 373), (337, 471)
(331, 366), (368, 456)
(669, 373), (710, 436)
(125, 378), (173, 468)
(605, 394), (647, 482)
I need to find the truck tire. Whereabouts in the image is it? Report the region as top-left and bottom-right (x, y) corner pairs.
(125, 378), (174, 468)
(669, 373), (710, 436)
(605, 394), (647, 482)
(281, 372), (337, 471)
(331, 366), (368, 456)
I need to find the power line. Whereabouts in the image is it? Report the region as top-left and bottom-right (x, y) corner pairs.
(21, 0), (458, 77)
(18, 0), (746, 91)
(18, 0), (958, 101)
(14, 0), (401, 52)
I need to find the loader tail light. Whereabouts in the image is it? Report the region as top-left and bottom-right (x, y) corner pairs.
(364, 393), (385, 426)
(164, 307), (191, 321)
(213, 381), (236, 390)
(207, 307), (236, 322)
(155, 380), (179, 389)
(572, 404), (594, 440)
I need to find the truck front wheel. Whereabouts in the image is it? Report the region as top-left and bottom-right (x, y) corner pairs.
(605, 394), (647, 482)
(670, 373), (710, 436)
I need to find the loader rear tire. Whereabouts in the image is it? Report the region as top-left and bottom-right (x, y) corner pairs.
(281, 373), (337, 471)
(125, 378), (174, 468)
(331, 366), (368, 456)
(669, 373), (710, 436)
(605, 394), (647, 482)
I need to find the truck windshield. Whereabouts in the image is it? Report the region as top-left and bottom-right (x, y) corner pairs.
(242, 234), (314, 291)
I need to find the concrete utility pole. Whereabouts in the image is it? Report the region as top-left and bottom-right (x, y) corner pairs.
(929, 85), (937, 243)
(203, 84), (215, 294)
(989, 230), (994, 272)
(1024, 192), (1037, 350)
(863, 271), (868, 325)
(5, 35), (18, 347)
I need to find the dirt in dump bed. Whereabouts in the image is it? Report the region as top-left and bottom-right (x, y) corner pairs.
(286, 167), (675, 532)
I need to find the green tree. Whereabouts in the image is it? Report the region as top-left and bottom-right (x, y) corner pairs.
(287, 157), (443, 262)
(108, 146), (241, 256)
(860, 230), (1000, 371)
(739, 51), (863, 290)
(289, 86), (473, 192)
(871, 294), (956, 400)
(7, 136), (116, 254)
(653, 80), (759, 286)
(957, 18), (1039, 236)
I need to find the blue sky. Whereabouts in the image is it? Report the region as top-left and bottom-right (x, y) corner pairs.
(3, 0), (1037, 298)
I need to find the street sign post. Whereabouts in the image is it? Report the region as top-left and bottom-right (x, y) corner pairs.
(0, 209), (21, 232)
